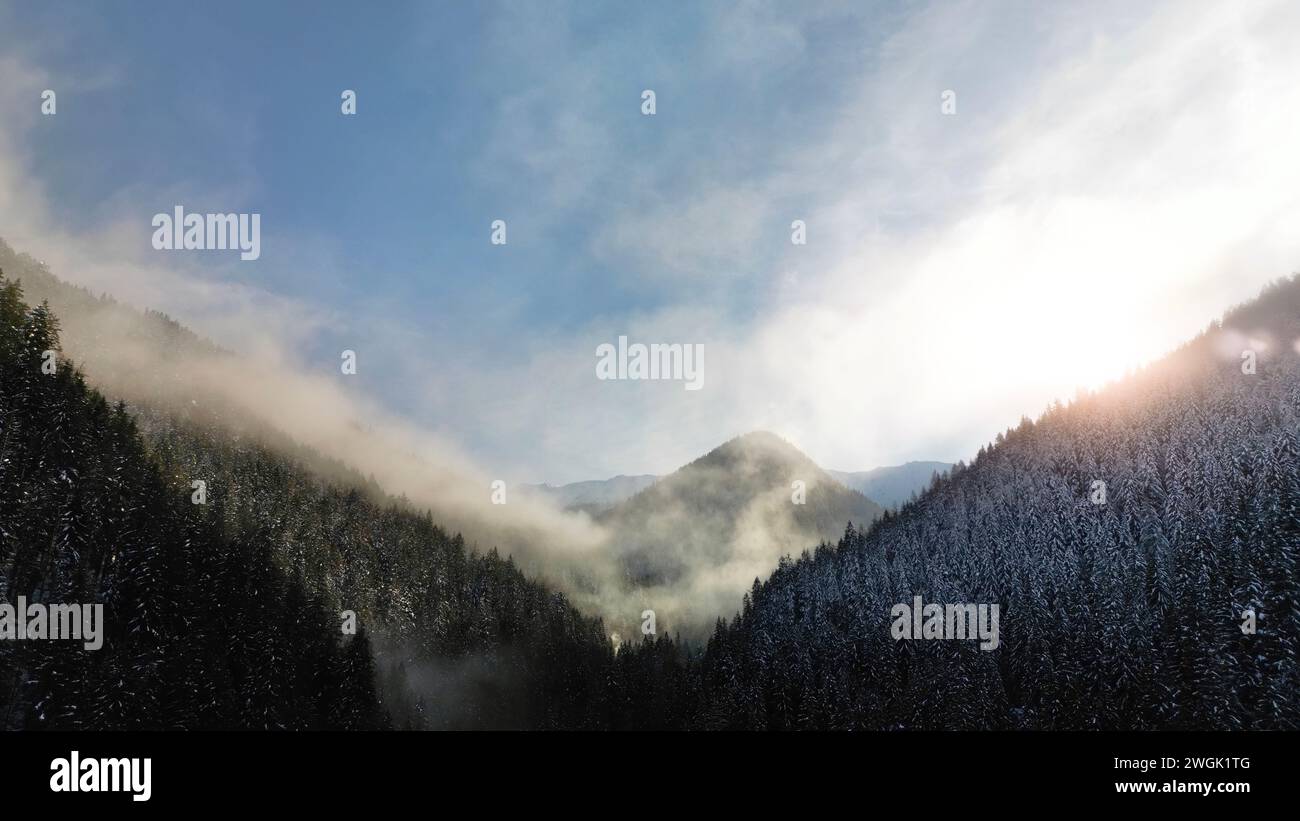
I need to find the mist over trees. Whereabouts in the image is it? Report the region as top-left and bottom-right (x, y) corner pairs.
(0, 276), (388, 728)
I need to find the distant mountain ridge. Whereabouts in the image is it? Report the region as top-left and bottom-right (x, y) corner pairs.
(530, 459), (947, 515)
(829, 462), (953, 509)
(524, 475), (659, 515)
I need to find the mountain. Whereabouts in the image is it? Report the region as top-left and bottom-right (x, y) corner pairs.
(594, 431), (884, 639)
(525, 474), (659, 515)
(829, 462), (953, 510)
(611, 275), (1300, 730)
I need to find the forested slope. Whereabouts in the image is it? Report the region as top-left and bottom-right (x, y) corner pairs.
(138, 401), (615, 729)
(0, 268), (615, 729)
(0, 276), (386, 728)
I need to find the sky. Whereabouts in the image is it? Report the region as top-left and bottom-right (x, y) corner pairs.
(2, 0), (1299, 485)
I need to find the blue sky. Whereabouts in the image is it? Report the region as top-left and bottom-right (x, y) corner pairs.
(14, 1), (882, 322)
(3, 0), (1299, 484)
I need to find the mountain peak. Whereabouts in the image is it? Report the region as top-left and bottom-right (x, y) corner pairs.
(694, 430), (815, 473)
(598, 431), (885, 634)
